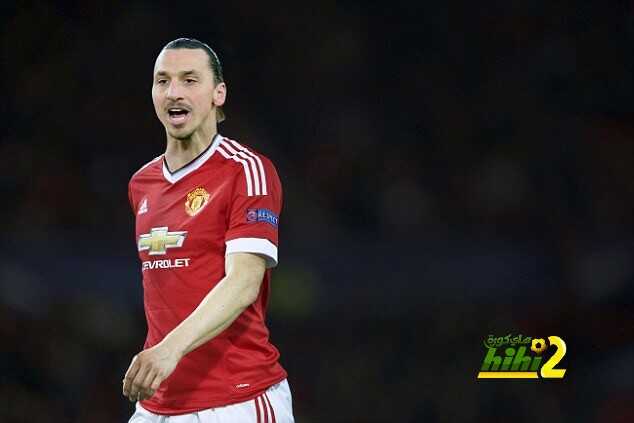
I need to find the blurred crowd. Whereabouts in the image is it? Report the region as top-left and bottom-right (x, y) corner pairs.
(1, 1), (632, 422)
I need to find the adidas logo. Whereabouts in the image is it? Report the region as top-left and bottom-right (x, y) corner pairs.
(138, 198), (148, 215)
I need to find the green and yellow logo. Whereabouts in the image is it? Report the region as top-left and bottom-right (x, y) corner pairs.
(138, 227), (187, 255)
(477, 334), (567, 379)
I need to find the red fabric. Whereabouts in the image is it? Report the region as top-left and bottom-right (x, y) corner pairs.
(128, 136), (286, 415)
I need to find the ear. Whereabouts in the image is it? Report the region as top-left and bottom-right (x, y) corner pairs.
(212, 82), (227, 107)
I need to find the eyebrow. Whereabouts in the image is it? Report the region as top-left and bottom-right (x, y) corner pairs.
(155, 70), (200, 77)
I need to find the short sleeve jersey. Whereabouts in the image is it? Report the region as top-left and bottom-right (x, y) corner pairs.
(127, 134), (287, 415)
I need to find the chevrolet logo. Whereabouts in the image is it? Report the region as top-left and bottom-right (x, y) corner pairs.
(138, 227), (187, 255)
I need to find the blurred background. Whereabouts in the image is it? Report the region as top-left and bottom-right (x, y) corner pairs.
(1, 0), (633, 422)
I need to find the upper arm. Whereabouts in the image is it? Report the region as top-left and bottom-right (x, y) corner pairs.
(128, 180), (136, 214)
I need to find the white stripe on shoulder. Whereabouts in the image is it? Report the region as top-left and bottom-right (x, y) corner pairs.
(132, 155), (162, 177)
(219, 140), (262, 195)
(226, 139), (268, 195)
(216, 144), (254, 196)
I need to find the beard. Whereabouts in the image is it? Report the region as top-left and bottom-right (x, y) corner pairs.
(166, 121), (198, 141)
(169, 128), (196, 141)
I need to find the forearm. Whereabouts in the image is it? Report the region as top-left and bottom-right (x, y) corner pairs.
(161, 275), (254, 358)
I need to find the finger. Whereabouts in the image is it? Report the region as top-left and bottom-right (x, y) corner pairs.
(136, 373), (162, 401)
(122, 356), (140, 397)
(150, 372), (164, 392)
(138, 388), (155, 402)
(124, 355), (139, 380)
(129, 363), (151, 401)
(138, 368), (158, 400)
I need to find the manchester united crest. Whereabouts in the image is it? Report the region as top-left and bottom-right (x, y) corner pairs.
(185, 187), (210, 216)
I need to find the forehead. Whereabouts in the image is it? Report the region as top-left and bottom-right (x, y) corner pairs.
(154, 48), (211, 75)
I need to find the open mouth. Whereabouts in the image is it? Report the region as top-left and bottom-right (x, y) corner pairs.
(167, 108), (190, 125)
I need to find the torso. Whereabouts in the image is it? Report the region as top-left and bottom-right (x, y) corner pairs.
(127, 134), (287, 414)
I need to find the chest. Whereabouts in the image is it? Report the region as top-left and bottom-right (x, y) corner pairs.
(134, 171), (233, 256)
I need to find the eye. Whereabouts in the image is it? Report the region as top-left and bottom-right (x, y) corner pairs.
(156, 79), (168, 85)
(185, 78), (197, 84)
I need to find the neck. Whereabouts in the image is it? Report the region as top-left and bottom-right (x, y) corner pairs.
(164, 120), (217, 172)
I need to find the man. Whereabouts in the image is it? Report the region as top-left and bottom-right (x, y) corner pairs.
(124, 38), (294, 423)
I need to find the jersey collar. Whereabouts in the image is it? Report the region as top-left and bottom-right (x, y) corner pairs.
(162, 134), (222, 184)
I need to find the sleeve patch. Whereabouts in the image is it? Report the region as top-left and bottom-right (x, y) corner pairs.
(246, 208), (279, 228)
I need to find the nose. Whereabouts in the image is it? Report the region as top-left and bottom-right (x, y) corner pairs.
(166, 81), (184, 101)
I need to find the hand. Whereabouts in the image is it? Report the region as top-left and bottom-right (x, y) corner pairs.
(122, 342), (181, 402)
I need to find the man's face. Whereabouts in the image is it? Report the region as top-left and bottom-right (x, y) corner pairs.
(152, 48), (224, 140)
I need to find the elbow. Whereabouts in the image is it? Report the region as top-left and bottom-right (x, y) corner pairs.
(237, 277), (262, 309)
(226, 253), (267, 309)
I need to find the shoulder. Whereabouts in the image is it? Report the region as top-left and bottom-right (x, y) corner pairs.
(215, 136), (277, 170)
(129, 155), (163, 184)
(214, 136), (280, 197)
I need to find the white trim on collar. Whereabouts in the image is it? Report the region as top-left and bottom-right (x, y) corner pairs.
(162, 134), (222, 184)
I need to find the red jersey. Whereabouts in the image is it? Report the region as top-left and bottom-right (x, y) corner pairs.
(127, 134), (287, 415)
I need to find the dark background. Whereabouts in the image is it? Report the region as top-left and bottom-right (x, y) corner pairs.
(1, 1), (633, 422)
